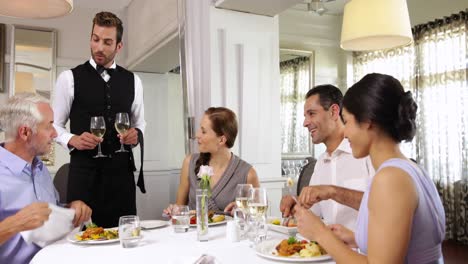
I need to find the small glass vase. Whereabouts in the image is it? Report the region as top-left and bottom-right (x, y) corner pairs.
(196, 189), (209, 242)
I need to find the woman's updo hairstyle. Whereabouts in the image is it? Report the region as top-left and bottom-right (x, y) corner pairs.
(343, 73), (417, 142)
(195, 107), (238, 175)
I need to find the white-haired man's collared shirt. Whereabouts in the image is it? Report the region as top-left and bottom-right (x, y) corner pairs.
(309, 138), (374, 231)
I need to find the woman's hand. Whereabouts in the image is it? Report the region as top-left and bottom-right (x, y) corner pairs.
(328, 224), (357, 248)
(294, 204), (327, 240)
(163, 204), (174, 218)
(223, 202), (237, 216)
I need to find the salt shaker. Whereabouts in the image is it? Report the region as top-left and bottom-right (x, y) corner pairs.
(226, 221), (240, 242)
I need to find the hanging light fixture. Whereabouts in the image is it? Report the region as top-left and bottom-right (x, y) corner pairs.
(307, 0), (335, 16)
(340, 0), (413, 51)
(0, 0), (73, 19)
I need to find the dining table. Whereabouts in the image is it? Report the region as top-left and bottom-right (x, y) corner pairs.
(31, 220), (336, 264)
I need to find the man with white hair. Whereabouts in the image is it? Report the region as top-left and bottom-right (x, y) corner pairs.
(0, 93), (92, 264)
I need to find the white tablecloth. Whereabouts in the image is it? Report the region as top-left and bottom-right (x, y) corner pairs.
(31, 222), (336, 264)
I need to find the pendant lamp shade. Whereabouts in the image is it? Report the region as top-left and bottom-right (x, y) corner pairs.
(0, 0), (73, 19)
(340, 0), (413, 51)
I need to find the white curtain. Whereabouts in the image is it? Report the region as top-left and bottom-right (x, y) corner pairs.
(280, 57), (311, 154)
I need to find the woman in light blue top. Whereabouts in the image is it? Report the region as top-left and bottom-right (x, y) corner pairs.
(294, 73), (445, 263)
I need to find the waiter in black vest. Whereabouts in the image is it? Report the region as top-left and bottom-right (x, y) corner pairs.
(53, 12), (146, 227)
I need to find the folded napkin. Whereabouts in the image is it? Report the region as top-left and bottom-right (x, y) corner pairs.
(21, 203), (75, 247)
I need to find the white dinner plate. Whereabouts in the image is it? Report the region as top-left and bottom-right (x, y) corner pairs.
(189, 215), (233, 227)
(255, 239), (332, 263)
(67, 228), (119, 245)
(140, 220), (168, 230)
(267, 217), (298, 236)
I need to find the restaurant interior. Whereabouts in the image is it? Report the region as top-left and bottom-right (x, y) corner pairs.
(0, 0), (467, 263)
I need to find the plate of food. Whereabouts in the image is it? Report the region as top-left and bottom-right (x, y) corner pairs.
(189, 211), (232, 227)
(267, 217), (298, 236)
(67, 224), (119, 245)
(255, 237), (331, 262)
(140, 220), (168, 230)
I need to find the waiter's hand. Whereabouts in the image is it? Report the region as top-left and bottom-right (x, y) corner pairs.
(68, 200), (92, 227)
(68, 132), (102, 150)
(118, 128), (138, 145)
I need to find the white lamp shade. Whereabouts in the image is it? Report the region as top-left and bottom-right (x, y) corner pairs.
(340, 0), (413, 51)
(0, 0), (73, 19)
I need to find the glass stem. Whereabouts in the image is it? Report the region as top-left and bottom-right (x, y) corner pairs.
(120, 143), (125, 151)
(98, 142), (102, 155)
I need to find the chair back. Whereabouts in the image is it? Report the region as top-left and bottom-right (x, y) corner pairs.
(296, 157), (317, 195)
(53, 163), (69, 203)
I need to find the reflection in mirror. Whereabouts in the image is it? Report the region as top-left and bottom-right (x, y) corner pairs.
(280, 49), (314, 159)
(9, 25), (56, 165)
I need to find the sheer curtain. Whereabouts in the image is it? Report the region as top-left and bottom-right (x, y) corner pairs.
(280, 57), (311, 155)
(353, 11), (468, 243)
(413, 12), (468, 243)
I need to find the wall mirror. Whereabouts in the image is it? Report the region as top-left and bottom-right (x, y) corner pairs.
(280, 48), (314, 159)
(9, 25), (57, 166)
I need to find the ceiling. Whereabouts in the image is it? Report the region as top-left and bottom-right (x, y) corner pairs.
(73, 0), (467, 73)
(73, 0), (133, 11)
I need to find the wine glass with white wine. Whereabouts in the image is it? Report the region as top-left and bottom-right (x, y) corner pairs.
(115, 112), (130, 153)
(247, 187), (268, 245)
(90, 116), (107, 158)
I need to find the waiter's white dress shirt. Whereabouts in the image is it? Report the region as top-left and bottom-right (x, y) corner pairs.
(309, 138), (374, 231)
(53, 58), (146, 149)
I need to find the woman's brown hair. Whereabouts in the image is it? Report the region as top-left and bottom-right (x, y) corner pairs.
(194, 107), (238, 175)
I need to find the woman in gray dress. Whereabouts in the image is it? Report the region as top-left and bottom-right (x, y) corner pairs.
(164, 107), (259, 214)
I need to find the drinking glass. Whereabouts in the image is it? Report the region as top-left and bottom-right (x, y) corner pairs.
(233, 207), (248, 240)
(247, 188), (268, 245)
(115, 112), (130, 153)
(235, 184), (253, 210)
(248, 187), (268, 220)
(118, 215), (141, 248)
(90, 116), (107, 158)
(171, 205), (190, 233)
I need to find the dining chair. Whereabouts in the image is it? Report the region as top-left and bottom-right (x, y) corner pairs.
(53, 163), (70, 203)
(296, 157), (317, 196)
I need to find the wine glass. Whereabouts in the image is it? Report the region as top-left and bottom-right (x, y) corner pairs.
(235, 184), (253, 211)
(115, 112), (130, 153)
(247, 187), (268, 245)
(235, 184), (253, 239)
(90, 116), (107, 158)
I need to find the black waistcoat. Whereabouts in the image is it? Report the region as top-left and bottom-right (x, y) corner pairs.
(70, 61), (134, 157)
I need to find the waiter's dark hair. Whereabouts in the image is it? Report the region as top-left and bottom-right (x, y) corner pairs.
(343, 73), (417, 142)
(195, 107), (238, 175)
(92, 11), (124, 43)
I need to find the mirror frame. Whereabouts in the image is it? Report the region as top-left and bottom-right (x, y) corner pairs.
(280, 48), (315, 159)
(8, 25), (57, 166)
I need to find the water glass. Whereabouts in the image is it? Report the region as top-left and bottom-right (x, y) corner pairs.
(118, 215), (141, 248)
(171, 205), (190, 233)
(233, 207), (248, 240)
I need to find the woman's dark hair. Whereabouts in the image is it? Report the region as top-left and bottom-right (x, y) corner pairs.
(195, 107), (238, 175)
(343, 73), (417, 142)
